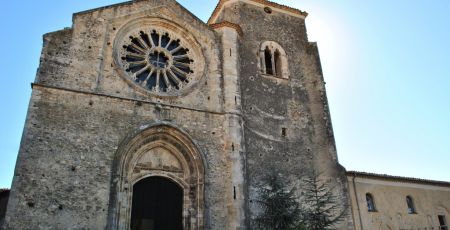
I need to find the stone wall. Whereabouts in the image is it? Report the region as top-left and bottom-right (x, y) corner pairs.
(211, 1), (354, 229)
(4, 0), (243, 229)
(3, 0), (354, 229)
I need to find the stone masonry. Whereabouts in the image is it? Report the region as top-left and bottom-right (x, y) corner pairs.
(3, 0), (353, 229)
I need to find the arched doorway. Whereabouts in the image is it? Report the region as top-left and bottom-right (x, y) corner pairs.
(108, 123), (205, 230)
(131, 177), (183, 230)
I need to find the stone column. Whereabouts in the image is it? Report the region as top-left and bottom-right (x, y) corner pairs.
(213, 24), (246, 229)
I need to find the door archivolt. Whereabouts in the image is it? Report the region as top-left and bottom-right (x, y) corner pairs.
(108, 124), (205, 230)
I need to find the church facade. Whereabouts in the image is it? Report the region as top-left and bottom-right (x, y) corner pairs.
(3, 0), (354, 229)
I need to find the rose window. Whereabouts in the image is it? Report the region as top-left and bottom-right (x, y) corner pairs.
(118, 29), (196, 94)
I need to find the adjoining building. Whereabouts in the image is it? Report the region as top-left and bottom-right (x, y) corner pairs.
(347, 171), (450, 230)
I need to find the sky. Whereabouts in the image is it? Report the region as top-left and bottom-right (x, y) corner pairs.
(0, 0), (449, 188)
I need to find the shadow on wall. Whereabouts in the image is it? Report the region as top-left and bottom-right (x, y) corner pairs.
(0, 189), (10, 226)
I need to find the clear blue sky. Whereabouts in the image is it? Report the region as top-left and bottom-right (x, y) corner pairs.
(1, 0), (449, 188)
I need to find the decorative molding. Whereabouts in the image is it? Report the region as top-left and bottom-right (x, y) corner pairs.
(108, 124), (206, 229)
(210, 21), (243, 36)
(31, 83), (244, 117)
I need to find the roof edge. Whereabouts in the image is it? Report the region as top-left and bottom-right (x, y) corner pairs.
(208, 0), (308, 25)
(210, 21), (243, 36)
(72, 0), (210, 32)
(347, 171), (450, 187)
(73, 0), (134, 16)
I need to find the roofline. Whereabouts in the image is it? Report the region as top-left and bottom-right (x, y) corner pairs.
(73, 0), (206, 24)
(72, 0), (211, 35)
(73, 0), (134, 16)
(210, 21), (243, 36)
(347, 171), (450, 187)
(208, 0), (308, 25)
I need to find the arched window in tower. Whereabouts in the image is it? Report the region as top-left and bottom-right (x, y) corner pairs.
(406, 195), (416, 214)
(366, 193), (376, 212)
(264, 46), (273, 75)
(260, 41), (289, 79)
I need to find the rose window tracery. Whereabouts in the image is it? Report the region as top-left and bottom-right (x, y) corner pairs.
(117, 28), (198, 94)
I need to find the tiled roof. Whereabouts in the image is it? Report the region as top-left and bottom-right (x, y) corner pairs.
(347, 171), (450, 187)
(208, 0), (308, 24)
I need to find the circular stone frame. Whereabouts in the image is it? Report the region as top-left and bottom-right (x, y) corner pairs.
(113, 17), (205, 97)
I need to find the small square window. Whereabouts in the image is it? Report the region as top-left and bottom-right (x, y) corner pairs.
(281, 128), (287, 137)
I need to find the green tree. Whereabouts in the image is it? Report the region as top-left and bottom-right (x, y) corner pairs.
(254, 172), (301, 230)
(298, 169), (348, 230)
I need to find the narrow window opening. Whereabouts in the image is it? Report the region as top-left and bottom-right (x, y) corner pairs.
(274, 49), (282, 77)
(281, 128), (287, 137)
(439, 215), (448, 230)
(231, 143), (235, 151)
(230, 48), (232, 57)
(406, 196), (416, 214)
(264, 47), (273, 75)
(233, 186), (236, 200)
(366, 193), (376, 212)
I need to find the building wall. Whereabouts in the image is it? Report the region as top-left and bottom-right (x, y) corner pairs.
(348, 174), (450, 230)
(3, 0), (244, 229)
(212, 1), (353, 229)
(4, 0), (353, 229)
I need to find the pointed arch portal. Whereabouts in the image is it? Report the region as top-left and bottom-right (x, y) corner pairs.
(131, 177), (183, 230)
(108, 123), (205, 230)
